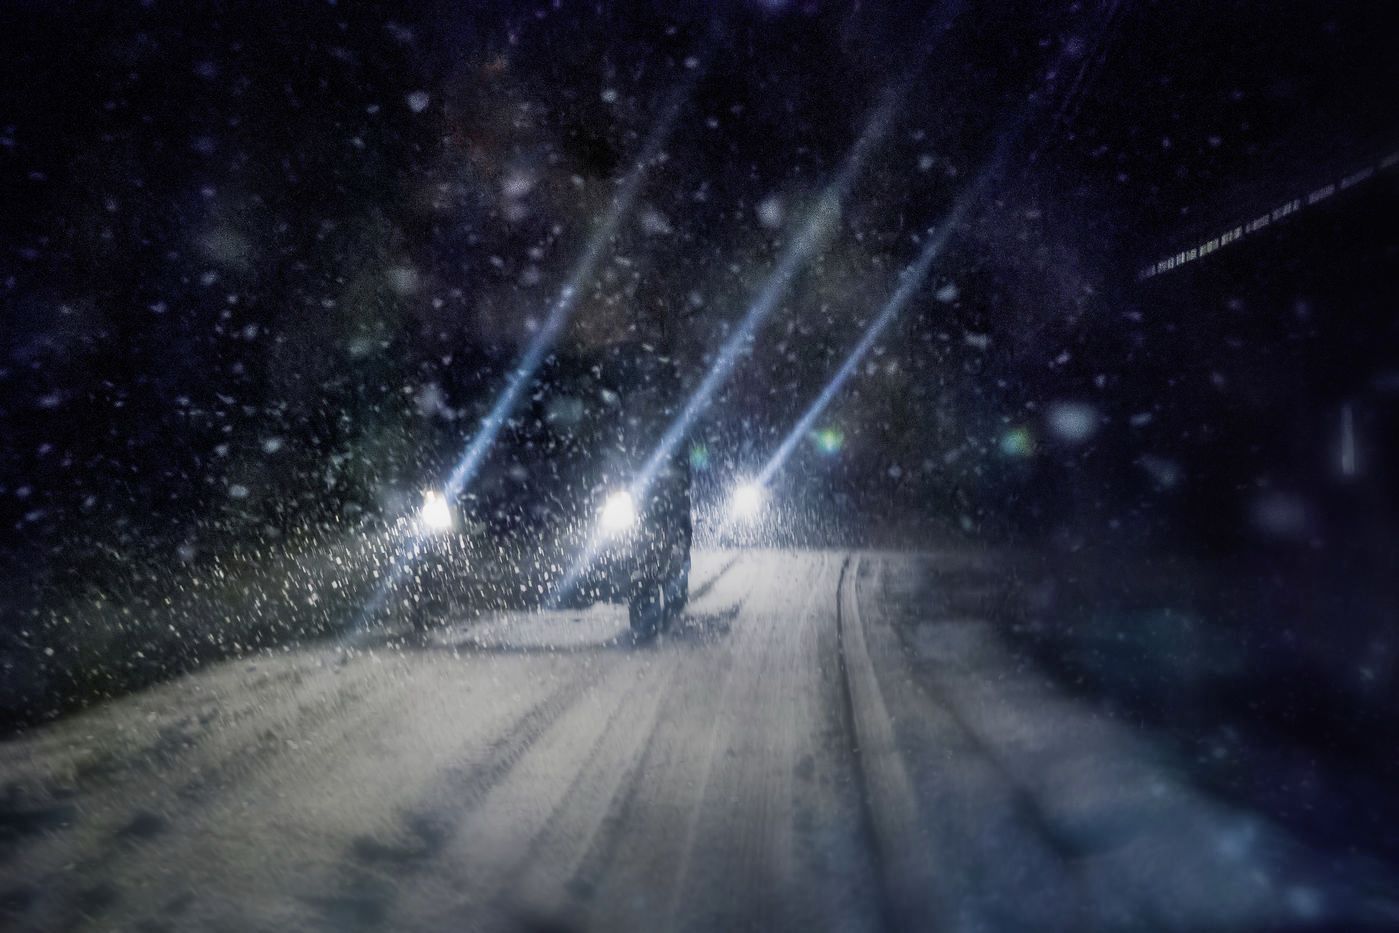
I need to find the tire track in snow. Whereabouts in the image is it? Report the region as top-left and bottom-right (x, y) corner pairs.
(307, 652), (622, 930)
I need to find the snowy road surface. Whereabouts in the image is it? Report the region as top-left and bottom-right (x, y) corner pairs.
(1, 550), (1390, 931)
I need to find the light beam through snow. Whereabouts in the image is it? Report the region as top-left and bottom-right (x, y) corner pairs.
(346, 69), (702, 637)
(631, 91), (899, 499)
(755, 187), (982, 488)
(444, 73), (700, 501)
(548, 90), (901, 604)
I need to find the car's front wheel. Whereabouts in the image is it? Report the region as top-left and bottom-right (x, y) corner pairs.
(628, 561), (690, 640)
(627, 579), (666, 639)
(662, 560), (689, 618)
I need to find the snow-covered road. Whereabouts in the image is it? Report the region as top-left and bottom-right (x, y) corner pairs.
(1, 550), (1392, 931)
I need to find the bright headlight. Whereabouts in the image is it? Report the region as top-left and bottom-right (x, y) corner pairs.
(598, 490), (638, 535)
(418, 489), (453, 534)
(729, 481), (764, 521)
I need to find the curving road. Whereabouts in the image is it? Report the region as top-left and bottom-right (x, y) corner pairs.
(1, 550), (1391, 931)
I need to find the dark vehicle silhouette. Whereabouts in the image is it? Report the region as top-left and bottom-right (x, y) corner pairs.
(414, 342), (692, 637)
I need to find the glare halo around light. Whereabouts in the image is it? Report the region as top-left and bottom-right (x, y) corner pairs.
(729, 482), (764, 521)
(599, 490), (638, 535)
(419, 489), (453, 534)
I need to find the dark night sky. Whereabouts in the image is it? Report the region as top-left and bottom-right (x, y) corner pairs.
(2, 1), (1396, 591)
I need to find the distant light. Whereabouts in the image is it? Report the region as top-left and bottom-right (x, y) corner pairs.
(1252, 491), (1310, 539)
(811, 426), (844, 455)
(757, 194), (785, 229)
(1139, 454), (1182, 489)
(1340, 402), (1358, 478)
(418, 489), (453, 533)
(999, 426), (1034, 458)
(688, 442), (710, 470)
(1045, 401), (1099, 444)
(729, 482), (764, 521)
(598, 490), (638, 535)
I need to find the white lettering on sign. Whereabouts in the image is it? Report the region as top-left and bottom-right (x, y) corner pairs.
(1138, 150), (1396, 281)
